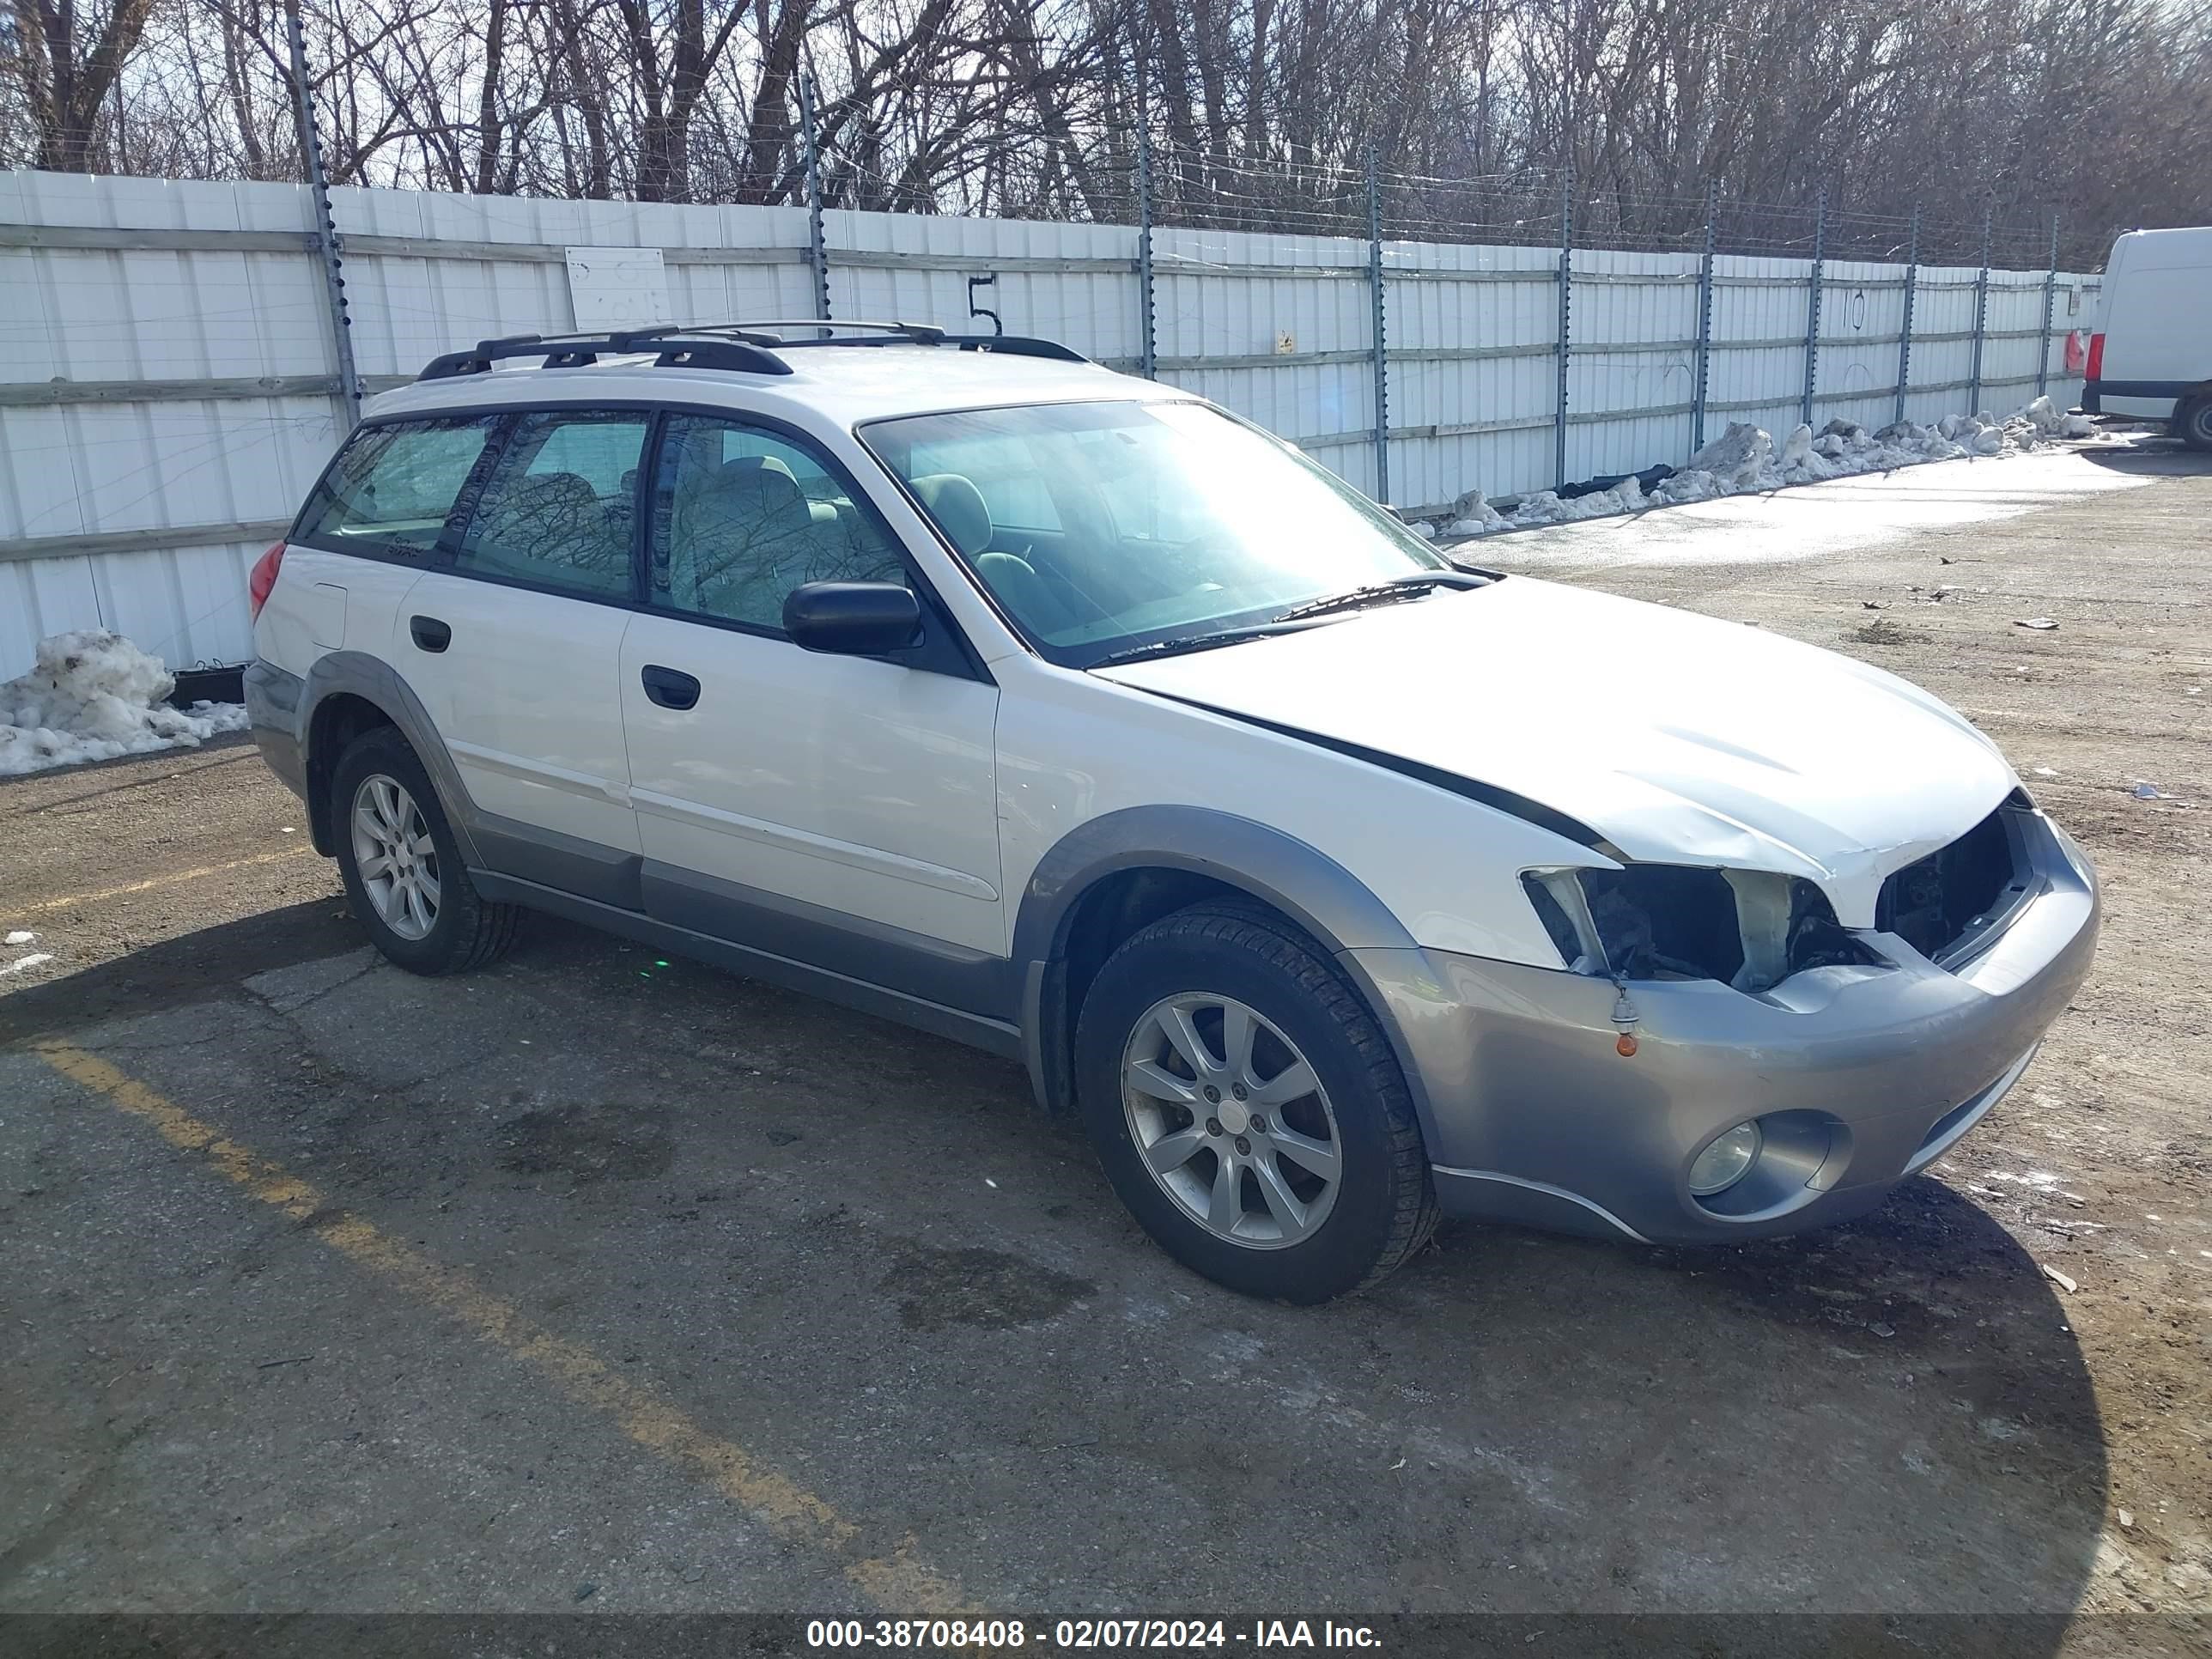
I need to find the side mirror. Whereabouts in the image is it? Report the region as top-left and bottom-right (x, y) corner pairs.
(783, 580), (923, 656)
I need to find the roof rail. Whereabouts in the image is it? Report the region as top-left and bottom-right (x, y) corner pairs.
(793, 333), (1091, 364)
(415, 320), (1090, 382)
(671, 320), (1089, 363)
(417, 328), (793, 381)
(699, 320), (949, 342)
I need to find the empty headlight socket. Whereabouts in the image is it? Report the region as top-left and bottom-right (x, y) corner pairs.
(1523, 864), (1877, 1000)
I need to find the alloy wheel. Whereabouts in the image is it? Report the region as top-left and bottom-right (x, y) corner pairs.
(1120, 992), (1343, 1249)
(350, 774), (441, 941)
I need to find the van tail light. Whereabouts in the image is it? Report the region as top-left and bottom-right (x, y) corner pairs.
(248, 541), (286, 621)
(2085, 332), (2105, 380)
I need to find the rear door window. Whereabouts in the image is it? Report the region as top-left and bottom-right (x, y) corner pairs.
(292, 417), (500, 562)
(450, 410), (649, 599)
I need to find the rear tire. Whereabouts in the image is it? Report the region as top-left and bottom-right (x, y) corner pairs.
(331, 726), (520, 975)
(1074, 902), (1438, 1302)
(2175, 397), (2212, 453)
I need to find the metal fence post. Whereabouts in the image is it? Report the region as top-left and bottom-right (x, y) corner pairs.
(2037, 211), (2060, 400)
(1894, 205), (1920, 427)
(798, 73), (830, 331)
(1364, 145), (1390, 504)
(1801, 186), (1826, 429)
(1136, 138), (1157, 380)
(1692, 180), (1717, 455)
(284, 2), (360, 429)
(1554, 169), (1574, 489)
(1968, 201), (1992, 416)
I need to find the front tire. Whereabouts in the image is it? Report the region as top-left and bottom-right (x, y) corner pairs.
(1074, 903), (1438, 1302)
(331, 726), (520, 975)
(2175, 397), (2212, 453)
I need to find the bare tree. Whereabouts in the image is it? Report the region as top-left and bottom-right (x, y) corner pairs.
(2, 0), (2202, 256)
(9, 0), (162, 168)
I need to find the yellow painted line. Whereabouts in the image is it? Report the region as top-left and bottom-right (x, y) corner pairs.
(5, 845), (318, 921)
(33, 1041), (979, 1618)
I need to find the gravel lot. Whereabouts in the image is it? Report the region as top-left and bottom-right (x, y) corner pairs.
(2, 439), (2206, 1654)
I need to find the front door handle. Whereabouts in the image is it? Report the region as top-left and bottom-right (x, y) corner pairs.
(410, 615), (452, 653)
(641, 665), (701, 711)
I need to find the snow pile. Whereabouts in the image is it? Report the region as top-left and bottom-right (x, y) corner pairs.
(1427, 395), (2103, 543)
(0, 630), (249, 778)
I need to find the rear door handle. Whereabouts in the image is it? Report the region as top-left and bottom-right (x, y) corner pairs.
(410, 615), (452, 653)
(641, 665), (701, 711)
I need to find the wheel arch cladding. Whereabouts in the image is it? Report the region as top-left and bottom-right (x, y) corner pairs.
(301, 653), (481, 866)
(1012, 806), (1444, 1151)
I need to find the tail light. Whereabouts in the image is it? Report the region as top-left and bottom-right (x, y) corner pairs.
(248, 541), (286, 621)
(2085, 332), (2106, 380)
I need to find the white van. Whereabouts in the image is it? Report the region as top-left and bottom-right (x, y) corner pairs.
(2083, 227), (2212, 450)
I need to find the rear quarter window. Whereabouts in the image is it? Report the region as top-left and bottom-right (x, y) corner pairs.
(292, 416), (500, 562)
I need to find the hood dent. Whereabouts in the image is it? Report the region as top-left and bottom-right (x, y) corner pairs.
(1097, 578), (2016, 929)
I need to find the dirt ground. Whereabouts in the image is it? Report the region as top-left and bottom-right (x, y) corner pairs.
(1, 438), (2206, 1653)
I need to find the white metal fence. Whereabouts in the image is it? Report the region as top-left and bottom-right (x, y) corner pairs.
(0, 169), (2102, 679)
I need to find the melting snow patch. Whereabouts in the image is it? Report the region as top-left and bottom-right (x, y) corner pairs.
(2, 954), (55, 975)
(3, 930), (32, 945)
(0, 631), (249, 779)
(1427, 396), (2102, 544)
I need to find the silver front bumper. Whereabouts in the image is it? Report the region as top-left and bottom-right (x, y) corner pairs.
(1350, 813), (2100, 1245)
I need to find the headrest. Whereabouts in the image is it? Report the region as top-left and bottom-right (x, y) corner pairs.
(912, 474), (993, 558)
(487, 470), (595, 532)
(724, 453), (799, 489)
(692, 453), (809, 537)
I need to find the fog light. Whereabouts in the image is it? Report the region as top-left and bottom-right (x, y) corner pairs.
(1689, 1120), (1762, 1195)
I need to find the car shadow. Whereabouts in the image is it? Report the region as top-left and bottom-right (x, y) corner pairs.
(2075, 433), (2209, 477)
(1391, 1176), (2108, 1633)
(0, 897), (359, 1048)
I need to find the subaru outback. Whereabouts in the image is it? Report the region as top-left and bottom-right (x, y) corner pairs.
(246, 320), (2100, 1301)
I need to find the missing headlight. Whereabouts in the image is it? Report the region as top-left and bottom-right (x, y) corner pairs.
(1582, 866), (1743, 981)
(1524, 866), (1880, 991)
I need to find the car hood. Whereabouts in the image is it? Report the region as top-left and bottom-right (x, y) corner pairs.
(1094, 575), (2019, 923)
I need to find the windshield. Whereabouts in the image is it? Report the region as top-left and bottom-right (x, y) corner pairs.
(860, 399), (1454, 667)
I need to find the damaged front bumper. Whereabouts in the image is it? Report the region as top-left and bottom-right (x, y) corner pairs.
(1352, 811), (2099, 1245)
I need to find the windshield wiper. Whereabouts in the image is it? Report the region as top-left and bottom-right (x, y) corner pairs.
(1085, 620), (1320, 669)
(1269, 571), (1484, 624)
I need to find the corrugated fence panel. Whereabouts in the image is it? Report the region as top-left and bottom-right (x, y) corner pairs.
(828, 211), (1142, 366)
(2, 557), (100, 686)
(0, 169), (2116, 677)
(1, 171), (340, 674)
(1707, 255), (1813, 440)
(92, 539), (268, 670)
(1153, 227), (1379, 497)
(1902, 267), (1982, 425)
(1567, 248), (1701, 481)
(1815, 259), (1910, 433)
(1980, 274), (2046, 405)
(1, 172), (331, 384)
(1386, 241), (1557, 511)
(2043, 273), (2100, 407)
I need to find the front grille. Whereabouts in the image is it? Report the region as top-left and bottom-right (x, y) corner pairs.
(1877, 793), (2034, 963)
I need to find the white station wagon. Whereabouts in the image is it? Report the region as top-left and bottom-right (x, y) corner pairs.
(246, 321), (2100, 1301)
